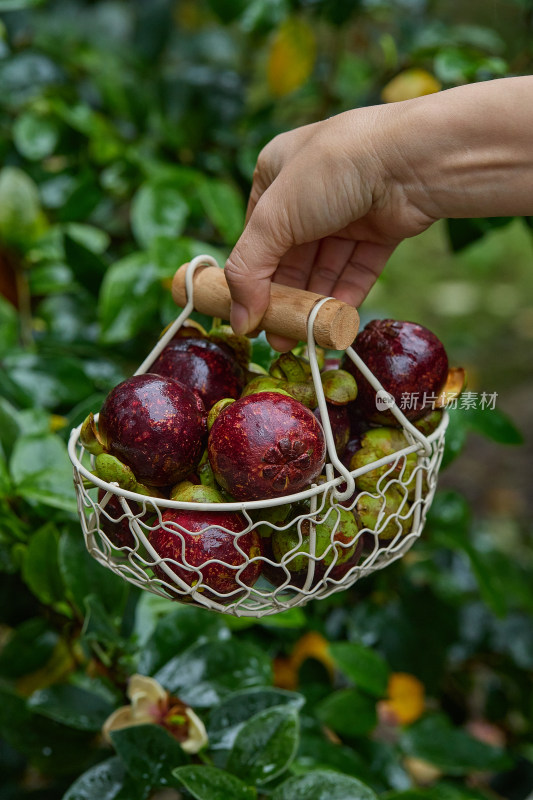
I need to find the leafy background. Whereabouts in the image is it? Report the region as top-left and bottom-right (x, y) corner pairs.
(0, 0), (532, 799)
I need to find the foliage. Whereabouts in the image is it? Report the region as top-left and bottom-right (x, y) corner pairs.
(0, 1), (532, 799)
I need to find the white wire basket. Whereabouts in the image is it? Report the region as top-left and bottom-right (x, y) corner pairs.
(68, 255), (448, 618)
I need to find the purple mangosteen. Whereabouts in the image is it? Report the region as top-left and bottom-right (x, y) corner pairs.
(208, 392), (326, 502)
(98, 374), (206, 487)
(148, 485), (262, 602)
(150, 337), (246, 410)
(342, 319), (448, 424)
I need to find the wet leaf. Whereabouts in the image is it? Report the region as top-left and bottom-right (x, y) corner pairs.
(273, 769), (378, 800)
(399, 714), (513, 774)
(329, 642), (389, 697)
(208, 687), (305, 751)
(173, 765), (256, 800)
(13, 112), (59, 160)
(28, 684), (114, 731)
(131, 181), (189, 248)
(63, 756), (148, 800)
(111, 724), (189, 787)
(21, 523), (65, 605)
(155, 639), (272, 708)
(316, 688), (377, 737)
(226, 705), (299, 784)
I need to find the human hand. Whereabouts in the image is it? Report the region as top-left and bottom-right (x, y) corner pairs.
(224, 104), (436, 350)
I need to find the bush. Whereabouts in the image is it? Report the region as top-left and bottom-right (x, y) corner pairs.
(0, 1), (531, 798)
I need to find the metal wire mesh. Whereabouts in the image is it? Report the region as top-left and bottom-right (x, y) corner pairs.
(68, 255), (448, 618)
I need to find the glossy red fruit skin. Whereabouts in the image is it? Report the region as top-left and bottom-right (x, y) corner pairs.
(149, 509), (262, 602)
(97, 489), (143, 549)
(313, 404), (350, 459)
(208, 392), (326, 502)
(342, 319), (448, 424)
(151, 338), (245, 411)
(98, 374), (206, 487)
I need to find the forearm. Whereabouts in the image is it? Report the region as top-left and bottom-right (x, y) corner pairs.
(380, 76), (533, 220)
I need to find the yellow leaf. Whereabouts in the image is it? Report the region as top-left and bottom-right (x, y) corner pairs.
(267, 18), (316, 97)
(379, 672), (425, 725)
(381, 69), (441, 103)
(273, 656), (298, 691)
(290, 631), (334, 678)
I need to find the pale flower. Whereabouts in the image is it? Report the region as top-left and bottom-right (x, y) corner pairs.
(102, 674), (207, 754)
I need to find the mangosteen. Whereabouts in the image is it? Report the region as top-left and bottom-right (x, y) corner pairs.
(313, 404), (350, 459)
(342, 319), (448, 424)
(356, 487), (412, 543)
(265, 503), (362, 589)
(208, 392), (326, 502)
(350, 427), (418, 499)
(150, 337), (246, 411)
(98, 374), (206, 488)
(148, 484), (262, 603)
(97, 490), (141, 549)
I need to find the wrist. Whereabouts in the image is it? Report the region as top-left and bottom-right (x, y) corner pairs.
(381, 77), (533, 220)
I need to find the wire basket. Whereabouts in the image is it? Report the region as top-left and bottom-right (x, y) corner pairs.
(68, 255), (448, 618)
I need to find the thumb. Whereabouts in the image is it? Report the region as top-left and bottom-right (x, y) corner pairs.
(225, 193), (291, 335)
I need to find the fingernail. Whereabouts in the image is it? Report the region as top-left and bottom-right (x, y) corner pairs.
(230, 302), (250, 335)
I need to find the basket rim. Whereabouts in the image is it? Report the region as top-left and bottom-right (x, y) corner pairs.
(68, 411), (449, 513)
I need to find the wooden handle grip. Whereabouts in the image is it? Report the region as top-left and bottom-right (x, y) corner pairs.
(172, 263), (359, 351)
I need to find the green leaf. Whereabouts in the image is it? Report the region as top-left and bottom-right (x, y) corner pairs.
(461, 406), (523, 445)
(173, 765), (256, 800)
(0, 167), (45, 248)
(208, 687), (305, 751)
(226, 705), (300, 785)
(251, 332), (278, 370)
(64, 234), (108, 296)
(206, 0), (248, 24)
(0, 445), (12, 497)
(0, 0), (46, 8)
(10, 432), (77, 512)
(0, 683), (99, 777)
(131, 180), (189, 249)
(440, 408), (467, 469)
(58, 528), (128, 617)
(28, 684), (114, 731)
(111, 724), (189, 787)
(198, 178), (245, 246)
(98, 252), (161, 344)
(446, 218), (513, 252)
(399, 714), (513, 774)
(0, 397), (20, 458)
(2, 352), (95, 409)
(82, 594), (124, 648)
(384, 783), (494, 800)
(0, 617), (58, 679)
(295, 733), (375, 785)
(155, 639), (272, 708)
(427, 490), (471, 536)
(316, 688), (377, 737)
(63, 223), (111, 254)
(273, 769), (378, 800)
(259, 607), (307, 628)
(138, 604), (228, 675)
(21, 523), (65, 605)
(329, 642), (389, 697)
(0, 295), (18, 358)
(63, 756), (148, 800)
(13, 111), (59, 160)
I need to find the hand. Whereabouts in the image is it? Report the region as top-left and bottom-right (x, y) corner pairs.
(224, 76), (533, 351)
(224, 104), (436, 350)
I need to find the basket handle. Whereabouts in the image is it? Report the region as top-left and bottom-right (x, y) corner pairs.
(172, 262), (359, 350)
